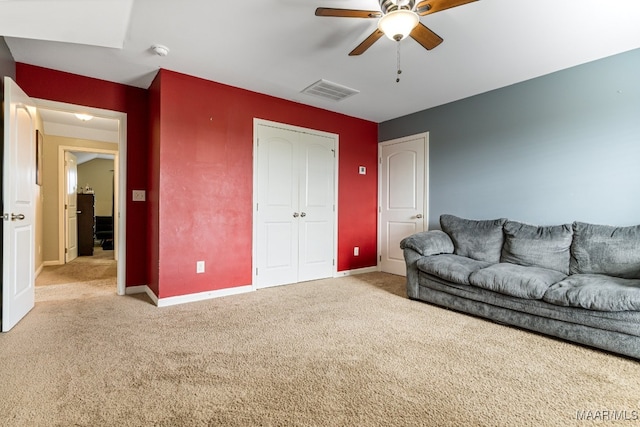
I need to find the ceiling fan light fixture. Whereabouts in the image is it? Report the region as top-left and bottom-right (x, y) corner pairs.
(378, 9), (419, 41)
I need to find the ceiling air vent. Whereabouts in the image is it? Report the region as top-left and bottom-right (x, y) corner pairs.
(301, 79), (359, 102)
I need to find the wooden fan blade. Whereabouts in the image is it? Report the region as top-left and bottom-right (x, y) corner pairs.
(349, 29), (385, 56)
(315, 8), (382, 18)
(410, 23), (443, 50)
(416, 0), (477, 16)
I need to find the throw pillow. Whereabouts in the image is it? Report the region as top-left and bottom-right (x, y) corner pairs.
(440, 214), (507, 263)
(501, 221), (573, 275)
(570, 222), (640, 279)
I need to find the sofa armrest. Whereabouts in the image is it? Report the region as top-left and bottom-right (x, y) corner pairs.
(400, 230), (454, 256)
(401, 231), (454, 300)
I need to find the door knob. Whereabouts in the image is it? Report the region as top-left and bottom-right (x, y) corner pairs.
(416, 214), (423, 219)
(11, 213), (25, 221)
(300, 212), (306, 217)
(293, 212), (300, 218)
(77, 210), (82, 214)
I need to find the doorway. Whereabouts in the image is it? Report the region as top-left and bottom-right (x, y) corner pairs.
(35, 99), (127, 296)
(35, 148), (118, 300)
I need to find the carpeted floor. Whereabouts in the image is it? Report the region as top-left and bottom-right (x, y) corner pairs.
(36, 247), (116, 286)
(1, 272), (639, 426)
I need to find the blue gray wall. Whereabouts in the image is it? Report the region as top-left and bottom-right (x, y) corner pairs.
(0, 37), (16, 80)
(379, 48), (640, 229)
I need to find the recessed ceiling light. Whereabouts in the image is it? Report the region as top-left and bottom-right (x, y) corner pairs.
(75, 113), (94, 121)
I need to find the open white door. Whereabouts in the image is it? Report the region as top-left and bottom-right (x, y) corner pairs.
(2, 77), (36, 332)
(64, 152), (78, 262)
(379, 133), (428, 276)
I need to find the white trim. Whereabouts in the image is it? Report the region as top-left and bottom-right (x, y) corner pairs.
(334, 266), (379, 277)
(124, 285), (148, 294)
(37, 99), (127, 297)
(43, 260), (63, 267)
(125, 285), (158, 305)
(155, 285), (254, 308)
(252, 118), (339, 290)
(378, 133), (429, 273)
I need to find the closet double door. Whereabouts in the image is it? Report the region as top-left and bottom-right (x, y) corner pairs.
(255, 123), (336, 289)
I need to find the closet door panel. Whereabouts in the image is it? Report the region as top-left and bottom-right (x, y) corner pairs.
(255, 123), (336, 288)
(256, 128), (299, 287)
(298, 134), (335, 282)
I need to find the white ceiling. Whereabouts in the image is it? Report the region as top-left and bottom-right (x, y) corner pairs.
(3, 0), (640, 124)
(38, 108), (120, 143)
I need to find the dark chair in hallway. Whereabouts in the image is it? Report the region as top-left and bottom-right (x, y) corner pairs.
(95, 216), (113, 250)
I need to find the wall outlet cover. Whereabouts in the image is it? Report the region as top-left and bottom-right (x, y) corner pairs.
(196, 261), (205, 273)
(359, 166), (366, 175)
(132, 190), (146, 201)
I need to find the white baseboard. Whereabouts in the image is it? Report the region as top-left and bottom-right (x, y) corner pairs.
(35, 264), (44, 278)
(156, 285), (254, 307)
(334, 266), (379, 277)
(43, 260), (63, 267)
(125, 285), (159, 305)
(125, 284), (254, 307)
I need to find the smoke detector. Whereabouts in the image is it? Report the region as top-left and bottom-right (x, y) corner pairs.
(151, 44), (170, 57)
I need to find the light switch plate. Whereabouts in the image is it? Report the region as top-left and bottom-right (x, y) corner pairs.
(132, 190), (146, 201)
(359, 166), (366, 175)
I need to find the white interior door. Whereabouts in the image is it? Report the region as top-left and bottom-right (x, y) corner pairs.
(255, 123), (336, 288)
(380, 133), (428, 276)
(2, 77), (36, 332)
(256, 126), (300, 287)
(297, 133), (335, 282)
(64, 151), (78, 262)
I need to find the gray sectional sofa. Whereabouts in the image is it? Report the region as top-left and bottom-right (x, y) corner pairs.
(401, 214), (640, 359)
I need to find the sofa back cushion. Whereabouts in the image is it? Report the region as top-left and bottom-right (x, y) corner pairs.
(570, 222), (640, 279)
(440, 214), (507, 263)
(501, 221), (573, 275)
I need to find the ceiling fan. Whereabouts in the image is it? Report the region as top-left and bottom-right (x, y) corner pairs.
(315, 0), (477, 56)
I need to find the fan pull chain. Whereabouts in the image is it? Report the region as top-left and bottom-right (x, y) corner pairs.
(396, 41), (402, 83)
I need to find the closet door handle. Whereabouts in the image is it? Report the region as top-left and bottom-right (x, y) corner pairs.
(416, 214), (423, 219)
(300, 212), (306, 218)
(293, 212), (300, 218)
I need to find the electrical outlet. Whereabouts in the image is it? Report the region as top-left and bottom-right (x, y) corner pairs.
(196, 261), (205, 273)
(132, 190), (146, 201)
(354, 246), (359, 256)
(359, 166), (366, 175)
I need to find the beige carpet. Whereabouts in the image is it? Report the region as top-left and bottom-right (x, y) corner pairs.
(1, 272), (639, 426)
(36, 247), (116, 286)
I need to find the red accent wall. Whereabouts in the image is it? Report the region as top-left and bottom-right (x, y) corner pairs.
(16, 63), (149, 287)
(151, 70), (378, 298)
(16, 64), (378, 299)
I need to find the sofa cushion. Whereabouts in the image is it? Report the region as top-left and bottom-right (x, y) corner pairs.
(500, 221), (572, 275)
(469, 263), (566, 299)
(400, 230), (454, 256)
(570, 222), (640, 279)
(543, 274), (640, 312)
(417, 254), (493, 286)
(440, 214), (507, 263)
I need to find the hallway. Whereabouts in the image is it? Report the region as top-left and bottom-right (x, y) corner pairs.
(35, 248), (116, 302)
